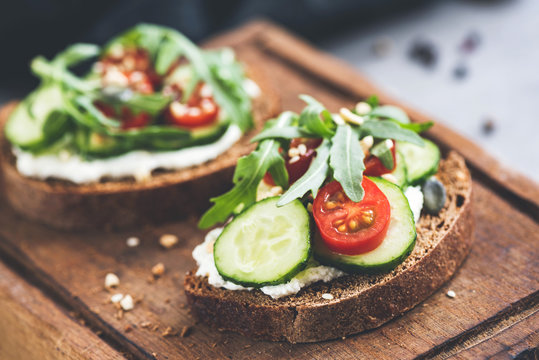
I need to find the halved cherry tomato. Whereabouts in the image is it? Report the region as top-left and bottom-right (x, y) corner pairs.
(364, 140), (396, 176)
(165, 83), (219, 128)
(313, 178), (391, 255)
(264, 138), (323, 186)
(120, 107), (151, 129)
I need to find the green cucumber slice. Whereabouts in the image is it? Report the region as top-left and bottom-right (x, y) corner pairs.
(391, 149), (408, 188)
(214, 197), (311, 287)
(5, 84), (67, 150)
(314, 177), (416, 274)
(397, 139), (440, 185)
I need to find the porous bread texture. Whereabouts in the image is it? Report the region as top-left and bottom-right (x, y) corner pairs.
(184, 151), (474, 343)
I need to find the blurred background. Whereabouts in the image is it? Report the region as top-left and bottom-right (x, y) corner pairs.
(1, 0), (537, 181)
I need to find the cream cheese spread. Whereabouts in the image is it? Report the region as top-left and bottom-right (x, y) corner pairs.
(192, 227), (345, 299)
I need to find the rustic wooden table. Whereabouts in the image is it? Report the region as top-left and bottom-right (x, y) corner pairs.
(0, 21), (537, 360)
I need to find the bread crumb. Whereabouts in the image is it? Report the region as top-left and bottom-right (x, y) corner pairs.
(321, 293), (334, 300)
(180, 326), (192, 337)
(152, 324), (159, 332)
(446, 290), (456, 298)
(110, 293), (124, 303)
(162, 326), (175, 337)
(159, 234), (179, 249)
(140, 321), (152, 328)
(147, 275), (155, 284)
(116, 309), (124, 320)
(152, 263), (166, 277)
(120, 294), (134, 311)
(126, 236), (140, 247)
(104, 273), (120, 288)
(124, 324), (133, 333)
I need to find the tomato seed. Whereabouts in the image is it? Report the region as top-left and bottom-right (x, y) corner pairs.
(337, 224), (347, 232)
(325, 201), (338, 210)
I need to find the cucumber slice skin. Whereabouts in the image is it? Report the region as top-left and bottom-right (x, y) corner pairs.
(313, 177), (417, 274)
(214, 197), (311, 288)
(398, 139), (440, 185)
(392, 149), (408, 188)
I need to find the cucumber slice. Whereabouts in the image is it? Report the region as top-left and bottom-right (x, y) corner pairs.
(391, 149), (408, 188)
(314, 177), (416, 274)
(397, 139), (440, 185)
(214, 197), (311, 287)
(5, 84), (67, 150)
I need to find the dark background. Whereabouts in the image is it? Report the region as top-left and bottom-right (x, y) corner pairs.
(0, 0), (432, 99)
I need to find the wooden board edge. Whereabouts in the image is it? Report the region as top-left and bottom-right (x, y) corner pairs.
(247, 19), (539, 211)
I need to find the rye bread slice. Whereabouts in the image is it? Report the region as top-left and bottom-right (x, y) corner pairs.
(0, 66), (280, 230)
(184, 151), (474, 343)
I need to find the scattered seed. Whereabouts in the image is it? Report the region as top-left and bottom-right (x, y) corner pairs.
(289, 155), (300, 164)
(126, 236), (140, 247)
(110, 293), (124, 304)
(355, 102), (372, 115)
(120, 294), (134, 311)
(322, 293), (334, 300)
(140, 321), (152, 328)
(297, 143), (307, 156)
(159, 234), (179, 249)
(446, 290), (456, 298)
(180, 326), (192, 338)
(162, 326), (175, 337)
(152, 324), (160, 332)
(116, 309), (124, 320)
(481, 117), (495, 135)
(124, 324), (133, 333)
(152, 263), (166, 277)
(104, 273), (120, 289)
(288, 147), (300, 158)
(340, 108), (364, 125)
(409, 38), (438, 68)
(371, 36), (393, 57)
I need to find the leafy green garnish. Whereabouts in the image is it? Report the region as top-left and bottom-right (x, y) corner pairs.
(199, 112), (293, 229)
(370, 140), (395, 170)
(361, 120), (424, 146)
(369, 105), (410, 124)
(299, 95), (335, 138)
(393, 120), (434, 133)
(277, 140), (331, 206)
(329, 125), (365, 202)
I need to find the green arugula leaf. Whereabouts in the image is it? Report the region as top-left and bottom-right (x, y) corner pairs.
(74, 96), (121, 128)
(392, 120), (434, 133)
(123, 92), (172, 116)
(277, 139), (331, 206)
(370, 105), (410, 124)
(329, 125), (365, 202)
(52, 43), (100, 67)
(199, 112), (291, 228)
(370, 140), (395, 170)
(155, 37), (183, 75)
(299, 94), (335, 138)
(31, 57), (99, 93)
(365, 95), (379, 108)
(362, 120), (424, 146)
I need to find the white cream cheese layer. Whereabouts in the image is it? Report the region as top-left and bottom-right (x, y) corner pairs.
(404, 185), (424, 222)
(192, 228), (345, 299)
(15, 125), (242, 184)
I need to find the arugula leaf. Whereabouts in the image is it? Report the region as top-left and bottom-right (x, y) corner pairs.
(370, 105), (410, 124)
(299, 94), (335, 138)
(123, 92), (172, 116)
(393, 120), (434, 133)
(329, 125), (365, 202)
(74, 96), (121, 128)
(362, 120), (424, 146)
(31, 57), (99, 93)
(370, 140), (395, 170)
(199, 112), (291, 228)
(365, 95), (379, 108)
(155, 37), (183, 75)
(52, 43), (100, 67)
(277, 139), (331, 206)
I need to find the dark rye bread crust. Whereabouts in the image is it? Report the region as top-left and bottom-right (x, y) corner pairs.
(0, 66), (280, 230)
(184, 151), (474, 343)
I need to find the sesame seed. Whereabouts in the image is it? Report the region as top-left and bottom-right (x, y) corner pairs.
(105, 273), (120, 289)
(446, 290), (456, 298)
(322, 293), (334, 300)
(120, 294), (134, 311)
(289, 155), (300, 164)
(126, 237), (140, 247)
(355, 102), (372, 115)
(288, 147), (300, 158)
(159, 234), (178, 249)
(152, 263), (166, 277)
(110, 293), (124, 303)
(297, 144), (307, 155)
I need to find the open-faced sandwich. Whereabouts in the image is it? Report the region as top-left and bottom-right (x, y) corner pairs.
(184, 95), (474, 343)
(0, 24), (278, 229)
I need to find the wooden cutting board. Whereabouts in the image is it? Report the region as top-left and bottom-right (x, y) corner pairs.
(0, 20), (537, 360)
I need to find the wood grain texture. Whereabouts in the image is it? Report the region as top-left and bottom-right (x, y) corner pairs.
(0, 20), (537, 359)
(0, 261), (125, 360)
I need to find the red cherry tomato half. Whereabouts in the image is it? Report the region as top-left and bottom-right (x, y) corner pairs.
(166, 83), (219, 128)
(364, 140), (396, 176)
(264, 138), (323, 186)
(121, 107), (151, 129)
(313, 178), (391, 255)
